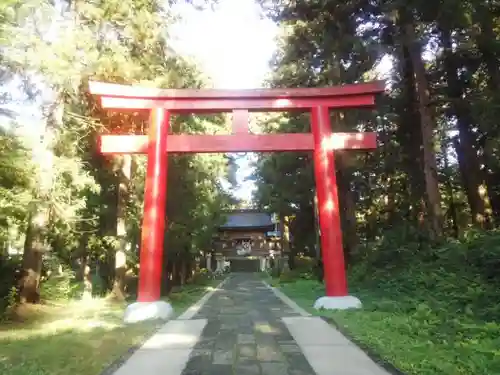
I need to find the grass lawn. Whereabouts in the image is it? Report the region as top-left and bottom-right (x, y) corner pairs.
(274, 277), (500, 375)
(0, 279), (222, 375)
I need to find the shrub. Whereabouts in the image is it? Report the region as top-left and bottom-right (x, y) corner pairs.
(191, 268), (213, 286)
(40, 269), (81, 301)
(0, 255), (21, 313)
(294, 255), (315, 272)
(276, 229), (500, 375)
(278, 268), (315, 284)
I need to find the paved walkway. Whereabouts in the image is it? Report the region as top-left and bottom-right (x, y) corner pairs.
(182, 274), (316, 375)
(113, 273), (391, 375)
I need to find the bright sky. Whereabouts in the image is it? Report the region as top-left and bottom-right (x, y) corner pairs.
(170, 0), (278, 89)
(171, 0), (279, 202)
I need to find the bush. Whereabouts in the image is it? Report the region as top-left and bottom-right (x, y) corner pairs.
(275, 228), (500, 375)
(191, 268), (213, 286)
(294, 255), (315, 272)
(278, 268), (315, 284)
(0, 255), (21, 313)
(40, 269), (81, 301)
(191, 267), (227, 286)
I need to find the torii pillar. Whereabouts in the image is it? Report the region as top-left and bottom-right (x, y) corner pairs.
(89, 80), (385, 322)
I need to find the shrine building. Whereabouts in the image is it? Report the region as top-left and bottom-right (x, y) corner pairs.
(212, 210), (282, 272)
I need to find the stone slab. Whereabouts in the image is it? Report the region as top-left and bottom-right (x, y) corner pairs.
(113, 319), (207, 375)
(282, 316), (391, 375)
(177, 277), (230, 320)
(282, 316), (353, 346)
(261, 280), (311, 317)
(180, 274), (316, 375)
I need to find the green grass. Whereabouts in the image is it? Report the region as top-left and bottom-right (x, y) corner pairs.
(0, 278), (222, 375)
(275, 275), (500, 375)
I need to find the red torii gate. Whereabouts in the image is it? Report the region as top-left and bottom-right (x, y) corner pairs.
(89, 80), (384, 321)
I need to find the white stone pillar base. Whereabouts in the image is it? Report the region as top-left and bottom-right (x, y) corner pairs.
(124, 301), (174, 324)
(313, 296), (362, 310)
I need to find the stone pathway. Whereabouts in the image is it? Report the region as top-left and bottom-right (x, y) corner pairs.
(181, 273), (316, 375)
(111, 273), (392, 375)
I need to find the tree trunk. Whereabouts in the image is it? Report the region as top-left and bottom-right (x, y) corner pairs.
(395, 38), (427, 227)
(81, 255), (93, 300)
(474, 5), (500, 223)
(279, 214), (291, 256)
(440, 25), (492, 228)
(172, 258), (178, 286)
(287, 245), (296, 270)
(399, 12), (443, 239)
(444, 139), (460, 237)
(331, 111), (357, 261)
(180, 257), (186, 286)
(19, 100), (61, 303)
(111, 155), (133, 301)
(19, 210), (46, 304)
(111, 248), (127, 300)
(76, 232), (92, 299)
(475, 5), (500, 92)
(336, 153), (357, 263)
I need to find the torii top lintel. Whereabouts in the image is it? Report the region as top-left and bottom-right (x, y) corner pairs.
(88, 80), (385, 113)
(89, 80), (385, 154)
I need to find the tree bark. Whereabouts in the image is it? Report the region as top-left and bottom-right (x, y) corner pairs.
(474, 5), (500, 222)
(19, 210), (46, 304)
(111, 155), (133, 301)
(440, 25), (492, 228)
(398, 11), (443, 239)
(81, 255), (93, 300)
(172, 258), (178, 287)
(336, 153), (357, 263)
(395, 37), (427, 227)
(20, 100), (61, 303)
(76, 232), (92, 299)
(180, 257), (186, 286)
(279, 214), (291, 256)
(475, 5), (500, 91)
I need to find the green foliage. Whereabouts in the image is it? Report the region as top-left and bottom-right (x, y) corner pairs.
(0, 0), (232, 307)
(0, 131), (33, 248)
(40, 271), (80, 301)
(0, 256), (21, 313)
(257, 0), (500, 255)
(165, 277), (221, 313)
(277, 256), (316, 283)
(274, 231), (500, 374)
(277, 269), (312, 284)
(190, 268), (215, 286)
(254, 5), (500, 372)
(0, 277), (221, 375)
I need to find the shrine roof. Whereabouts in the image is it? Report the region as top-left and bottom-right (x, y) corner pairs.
(219, 210), (274, 230)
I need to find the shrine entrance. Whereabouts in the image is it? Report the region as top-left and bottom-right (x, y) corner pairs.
(230, 258), (260, 273)
(89, 80), (384, 321)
